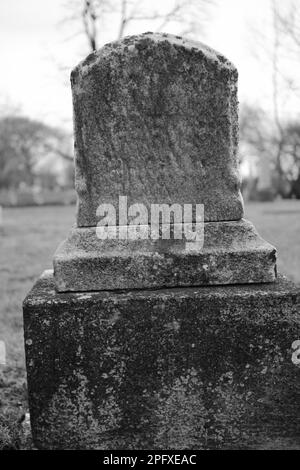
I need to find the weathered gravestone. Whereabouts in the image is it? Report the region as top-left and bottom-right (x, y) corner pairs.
(53, 33), (276, 292)
(23, 33), (300, 450)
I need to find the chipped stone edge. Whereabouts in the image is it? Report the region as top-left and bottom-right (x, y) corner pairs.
(70, 31), (237, 84)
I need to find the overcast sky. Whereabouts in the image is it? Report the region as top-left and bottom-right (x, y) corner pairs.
(0, 0), (293, 128)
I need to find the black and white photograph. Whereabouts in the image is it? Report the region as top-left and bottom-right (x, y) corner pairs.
(0, 0), (300, 454)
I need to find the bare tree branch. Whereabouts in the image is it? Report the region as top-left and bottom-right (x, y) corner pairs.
(271, 0), (283, 136)
(62, 0), (214, 54)
(118, 0), (128, 40)
(82, 0), (98, 50)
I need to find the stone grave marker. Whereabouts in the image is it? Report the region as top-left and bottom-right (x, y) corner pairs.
(23, 33), (300, 450)
(53, 33), (276, 292)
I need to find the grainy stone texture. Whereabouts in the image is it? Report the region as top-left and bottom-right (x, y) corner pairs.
(24, 271), (300, 450)
(53, 219), (276, 291)
(24, 34), (293, 450)
(52, 32), (277, 292)
(72, 32), (244, 226)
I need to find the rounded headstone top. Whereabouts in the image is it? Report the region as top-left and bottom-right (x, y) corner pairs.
(71, 32), (243, 226)
(71, 32), (237, 83)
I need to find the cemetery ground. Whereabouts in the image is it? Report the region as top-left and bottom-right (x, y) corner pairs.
(0, 200), (300, 449)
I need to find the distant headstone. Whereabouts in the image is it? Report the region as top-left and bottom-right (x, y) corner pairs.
(0, 340), (6, 365)
(23, 34), (300, 450)
(256, 154), (275, 200)
(257, 155), (272, 191)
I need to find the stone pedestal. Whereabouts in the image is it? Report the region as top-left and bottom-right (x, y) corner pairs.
(23, 33), (300, 450)
(54, 219), (276, 292)
(24, 271), (300, 450)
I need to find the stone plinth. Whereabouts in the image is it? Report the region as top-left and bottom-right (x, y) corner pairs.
(53, 219), (276, 292)
(24, 271), (300, 450)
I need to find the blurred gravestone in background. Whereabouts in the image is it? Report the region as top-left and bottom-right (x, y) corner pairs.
(23, 34), (300, 450)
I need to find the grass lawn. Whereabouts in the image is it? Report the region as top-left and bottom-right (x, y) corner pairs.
(0, 200), (299, 449)
(0, 206), (75, 449)
(246, 199), (300, 284)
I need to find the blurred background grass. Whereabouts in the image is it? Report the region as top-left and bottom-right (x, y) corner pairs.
(0, 205), (74, 448)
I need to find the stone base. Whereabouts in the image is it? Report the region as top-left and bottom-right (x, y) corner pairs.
(53, 219), (277, 292)
(23, 271), (300, 450)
